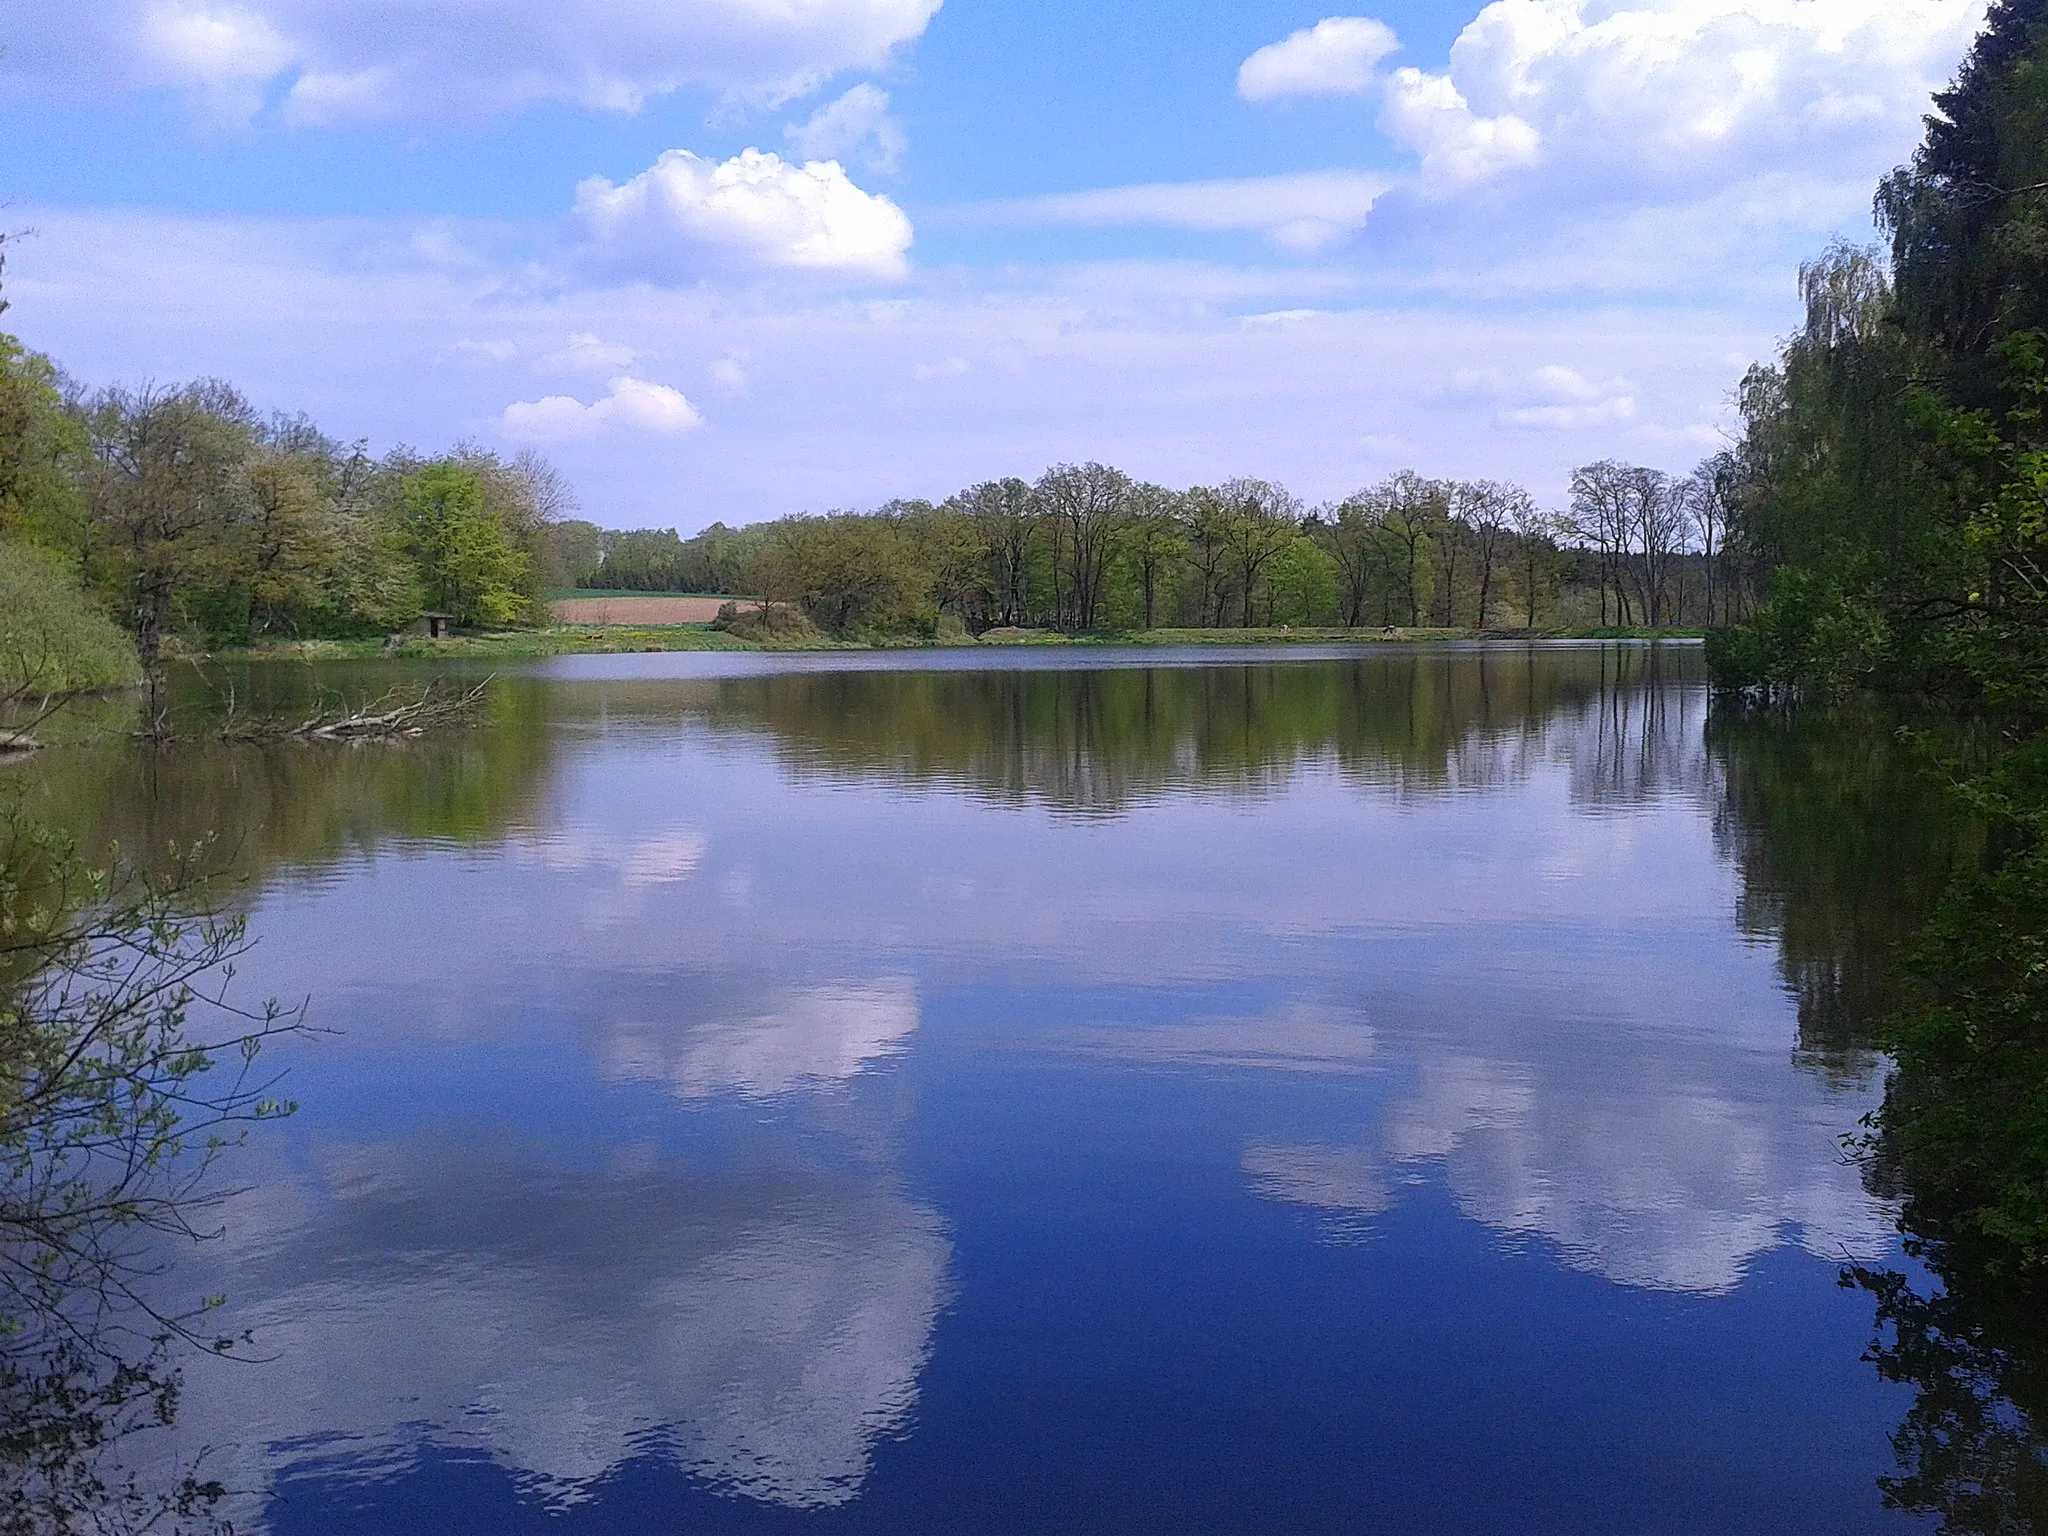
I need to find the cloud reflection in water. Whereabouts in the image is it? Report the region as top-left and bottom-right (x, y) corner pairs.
(175, 1135), (950, 1517)
(1236, 1021), (1893, 1294)
(595, 977), (920, 1100)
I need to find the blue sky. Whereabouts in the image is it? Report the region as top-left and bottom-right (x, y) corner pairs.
(0, 0), (1990, 529)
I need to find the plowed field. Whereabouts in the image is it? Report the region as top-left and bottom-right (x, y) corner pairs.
(549, 596), (732, 625)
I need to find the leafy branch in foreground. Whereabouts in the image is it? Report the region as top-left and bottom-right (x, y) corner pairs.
(2, 810), (302, 1533)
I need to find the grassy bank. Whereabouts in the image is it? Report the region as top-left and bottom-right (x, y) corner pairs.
(212, 623), (1704, 663)
(979, 625), (1703, 646)
(211, 627), (770, 662)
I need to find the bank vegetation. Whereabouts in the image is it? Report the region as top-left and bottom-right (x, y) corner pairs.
(1709, 1), (2048, 1520)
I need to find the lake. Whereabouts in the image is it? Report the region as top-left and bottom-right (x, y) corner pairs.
(6, 642), (1975, 1531)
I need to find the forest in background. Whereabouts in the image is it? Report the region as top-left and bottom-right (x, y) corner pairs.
(548, 455), (1737, 640)
(0, 308), (576, 691)
(0, 236), (1738, 688)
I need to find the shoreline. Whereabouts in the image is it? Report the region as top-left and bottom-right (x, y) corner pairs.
(208, 624), (1708, 663)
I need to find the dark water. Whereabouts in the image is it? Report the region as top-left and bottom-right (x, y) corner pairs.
(7, 643), (1982, 1531)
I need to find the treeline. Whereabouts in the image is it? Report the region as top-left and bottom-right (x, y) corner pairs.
(1710, 0), (2048, 1492)
(548, 521), (752, 596)
(556, 460), (1741, 638)
(2, 249), (1737, 670)
(0, 286), (579, 682)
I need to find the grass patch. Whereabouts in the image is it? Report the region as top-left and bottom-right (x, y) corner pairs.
(213, 622), (1710, 664)
(217, 625), (764, 661)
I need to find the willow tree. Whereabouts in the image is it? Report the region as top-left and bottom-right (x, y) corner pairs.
(1714, 247), (1942, 689)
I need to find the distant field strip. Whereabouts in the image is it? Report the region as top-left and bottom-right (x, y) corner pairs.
(550, 596), (742, 625)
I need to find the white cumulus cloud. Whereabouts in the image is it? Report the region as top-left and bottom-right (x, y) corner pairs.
(785, 83), (906, 173)
(1237, 16), (1400, 101)
(139, 1), (294, 117)
(572, 148), (914, 283)
(502, 376), (704, 440)
(1373, 0), (1983, 197)
(2, 0), (942, 125)
(1380, 66), (1542, 191)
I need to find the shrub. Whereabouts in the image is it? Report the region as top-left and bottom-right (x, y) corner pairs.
(0, 541), (140, 694)
(711, 600), (820, 644)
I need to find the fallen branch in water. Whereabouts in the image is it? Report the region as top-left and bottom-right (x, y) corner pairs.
(2, 642), (92, 756)
(249, 677), (494, 741)
(135, 670), (495, 745)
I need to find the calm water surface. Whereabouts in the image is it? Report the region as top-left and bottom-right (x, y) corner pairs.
(16, 643), (1963, 1531)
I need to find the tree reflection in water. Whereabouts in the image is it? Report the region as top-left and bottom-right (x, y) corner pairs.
(1709, 696), (2047, 1532)
(1844, 1256), (2048, 1533)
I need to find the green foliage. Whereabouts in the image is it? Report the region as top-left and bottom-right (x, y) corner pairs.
(566, 520), (765, 594)
(756, 512), (931, 636)
(1865, 736), (2048, 1270)
(0, 336), (85, 558)
(1264, 536), (1340, 626)
(0, 541), (139, 695)
(1878, 0), (2048, 412)
(1716, 1), (2048, 1289)
(0, 810), (294, 1532)
(0, 335), (574, 658)
(1723, 0), (2048, 697)
(711, 600), (821, 644)
(1704, 566), (1893, 693)
(1716, 249), (1961, 695)
(1936, 332), (2048, 713)
(401, 462), (532, 627)
(2, 314), (1732, 654)
(560, 460), (1717, 642)
(78, 381), (263, 673)
(545, 518), (603, 589)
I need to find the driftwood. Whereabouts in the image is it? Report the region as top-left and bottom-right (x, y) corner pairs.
(1, 674), (67, 756)
(224, 678), (495, 741)
(125, 669), (494, 746)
